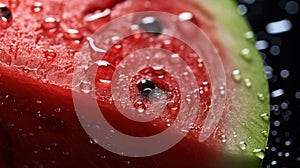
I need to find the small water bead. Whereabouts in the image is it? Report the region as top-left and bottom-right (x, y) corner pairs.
(260, 113), (270, 121)
(261, 130), (268, 137)
(63, 29), (83, 43)
(134, 101), (146, 113)
(243, 78), (252, 88)
(169, 53), (181, 64)
(231, 69), (242, 82)
(44, 49), (57, 60)
(253, 149), (265, 159)
(219, 85), (225, 95)
(79, 80), (92, 93)
(240, 48), (252, 61)
(244, 31), (255, 42)
(0, 3), (13, 29)
(178, 12), (193, 21)
(257, 93), (266, 101)
(221, 135), (227, 143)
(239, 141), (247, 150)
(31, 2), (43, 13)
(138, 16), (163, 34)
(41, 17), (60, 34)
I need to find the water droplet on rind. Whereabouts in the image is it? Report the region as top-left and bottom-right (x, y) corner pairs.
(261, 130), (268, 137)
(238, 141), (247, 150)
(260, 113), (270, 121)
(244, 31), (255, 42)
(240, 48), (252, 61)
(257, 93), (266, 101)
(231, 69), (242, 82)
(253, 149), (265, 159)
(0, 3), (13, 29)
(243, 78), (252, 88)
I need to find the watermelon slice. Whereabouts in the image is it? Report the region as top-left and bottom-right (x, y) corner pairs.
(0, 0), (269, 167)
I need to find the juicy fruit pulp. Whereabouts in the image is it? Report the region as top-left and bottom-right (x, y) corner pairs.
(0, 0), (269, 168)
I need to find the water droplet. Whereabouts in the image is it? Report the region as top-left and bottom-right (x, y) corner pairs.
(63, 29), (83, 44)
(8, 0), (20, 9)
(44, 49), (57, 60)
(0, 3), (13, 29)
(257, 93), (265, 101)
(261, 130), (268, 137)
(253, 149), (265, 159)
(31, 2), (43, 13)
(233, 131), (237, 137)
(84, 8), (111, 22)
(219, 85), (225, 95)
(36, 100), (42, 104)
(221, 134), (227, 143)
(169, 53), (182, 64)
(231, 69), (242, 82)
(79, 80), (92, 93)
(260, 113), (270, 121)
(240, 48), (252, 61)
(134, 101), (146, 113)
(243, 78), (252, 88)
(239, 141), (247, 150)
(178, 12), (193, 21)
(138, 16), (163, 34)
(41, 17), (60, 34)
(244, 31), (255, 42)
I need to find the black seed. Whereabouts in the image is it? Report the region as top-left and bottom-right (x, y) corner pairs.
(138, 16), (163, 34)
(136, 79), (156, 97)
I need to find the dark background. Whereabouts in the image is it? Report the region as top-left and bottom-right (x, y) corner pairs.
(236, 0), (300, 167)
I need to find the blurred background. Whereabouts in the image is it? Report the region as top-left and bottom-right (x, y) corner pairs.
(236, 0), (300, 167)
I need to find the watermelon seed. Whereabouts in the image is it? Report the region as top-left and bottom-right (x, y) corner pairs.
(136, 79), (156, 97)
(31, 2), (43, 13)
(253, 148), (265, 159)
(238, 141), (247, 150)
(0, 3), (13, 29)
(138, 16), (163, 34)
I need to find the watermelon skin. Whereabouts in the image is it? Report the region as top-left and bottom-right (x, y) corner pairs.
(0, 0), (269, 167)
